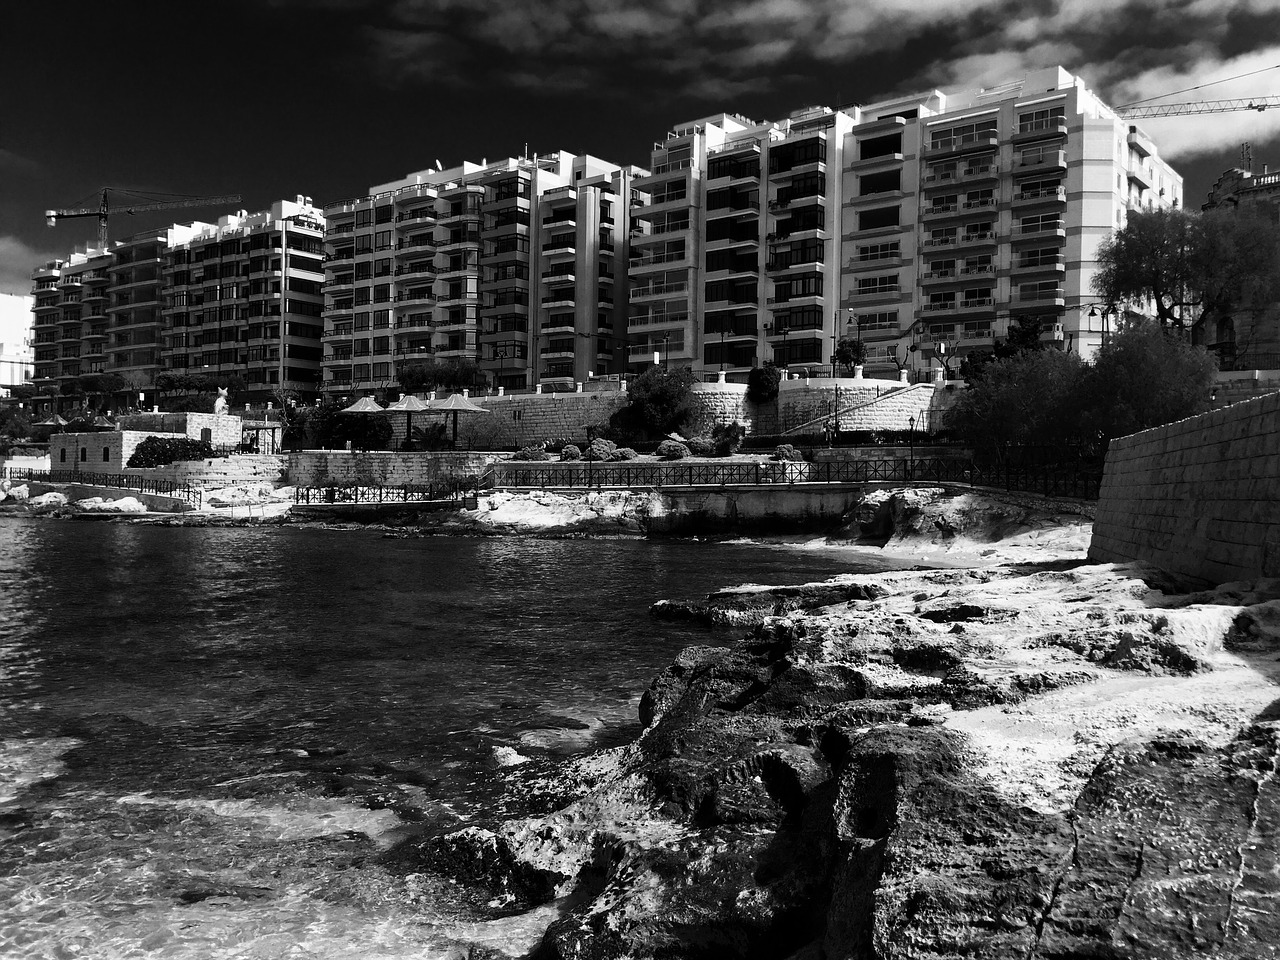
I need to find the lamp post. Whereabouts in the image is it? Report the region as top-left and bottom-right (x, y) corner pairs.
(662, 333), (670, 372)
(1088, 304), (1114, 348)
(907, 414), (916, 482)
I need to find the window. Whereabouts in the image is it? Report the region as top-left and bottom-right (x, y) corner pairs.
(1018, 280), (1062, 301)
(859, 132), (902, 160)
(355, 209), (373, 228)
(102, 447), (110, 462)
(374, 231), (392, 251)
(60, 448), (67, 463)
(856, 241), (900, 262)
(80, 448), (87, 462)
(355, 262), (372, 280)
(858, 206), (899, 231)
(375, 205), (393, 224)
(930, 116), (997, 149)
(1018, 103), (1065, 133)
(856, 275), (898, 294)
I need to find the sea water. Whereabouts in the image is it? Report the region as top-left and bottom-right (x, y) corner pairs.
(0, 518), (897, 958)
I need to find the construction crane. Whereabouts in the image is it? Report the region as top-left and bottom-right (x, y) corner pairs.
(45, 187), (243, 247)
(1117, 97), (1280, 119)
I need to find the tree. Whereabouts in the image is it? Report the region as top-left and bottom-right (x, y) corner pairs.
(746, 362), (782, 403)
(607, 365), (697, 441)
(833, 336), (868, 374)
(1093, 207), (1280, 336)
(398, 358), (480, 394)
(1080, 318), (1217, 440)
(950, 348), (1088, 453)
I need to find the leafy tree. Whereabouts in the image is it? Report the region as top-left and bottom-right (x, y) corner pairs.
(0, 406), (32, 440)
(608, 366), (697, 441)
(326, 412), (392, 452)
(746, 362), (782, 403)
(1080, 318), (1217, 440)
(398, 358), (480, 393)
(950, 348), (1088, 453)
(834, 336), (868, 374)
(1093, 207), (1280, 335)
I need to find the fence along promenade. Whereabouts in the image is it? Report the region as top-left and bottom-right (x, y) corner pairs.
(491, 456), (1103, 500)
(2, 468), (204, 509)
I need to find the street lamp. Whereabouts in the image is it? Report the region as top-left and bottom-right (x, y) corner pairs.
(1088, 304), (1115, 347)
(662, 333), (670, 372)
(907, 414), (916, 481)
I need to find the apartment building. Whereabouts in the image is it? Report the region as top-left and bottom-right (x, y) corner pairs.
(632, 108), (856, 381)
(639, 67), (1180, 382)
(161, 198), (326, 402)
(30, 246), (118, 401)
(320, 151), (643, 397)
(841, 66), (1181, 374)
(0, 293), (34, 397)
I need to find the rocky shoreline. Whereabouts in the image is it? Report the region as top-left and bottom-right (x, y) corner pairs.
(387, 517), (1278, 958)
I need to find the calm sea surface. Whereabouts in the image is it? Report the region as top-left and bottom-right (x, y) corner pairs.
(0, 517), (898, 958)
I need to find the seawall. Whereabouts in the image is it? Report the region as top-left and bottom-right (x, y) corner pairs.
(1089, 390), (1280, 585)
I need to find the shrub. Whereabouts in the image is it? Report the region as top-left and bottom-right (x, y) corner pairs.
(685, 437), (716, 456)
(610, 447), (638, 461)
(511, 445), (551, 461)
(711, 421), (746, 456)
(608, 366), (698, 442)
(772, 443), (804, 462)
(559, 444), (582, 461)
(656, 439), (689, 460)
(584, 437), (617, 462)
(544, 436), (573, 454)
(746, 364), (782, 404)
(126, 436), (218, 468)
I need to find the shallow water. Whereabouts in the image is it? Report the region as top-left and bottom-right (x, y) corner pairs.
(0, 518), (898, 958)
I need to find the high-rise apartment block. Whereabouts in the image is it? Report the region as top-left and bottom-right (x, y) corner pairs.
(29, 198), (325, 409)
(161, 198), (326, 401)
(320, 151), (643, 396)
(637, 66), (1181, 382)
(30, 67), (1183, 405)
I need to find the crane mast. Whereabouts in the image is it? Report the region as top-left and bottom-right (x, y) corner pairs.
(45, 187), (243, 246)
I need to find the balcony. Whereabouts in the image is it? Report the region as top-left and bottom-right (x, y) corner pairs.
(920, 269), (959, 284)
(630, 250), (689, 270)
(1128, 165), (1153, 190)
(924, 132), (1000, 157)
(1012, 220), (1066, 242)
(631, 280), (687, 299)
(1127, 128), (1155, 158)
(1014, 116), (1068, 140)
(846, 151), (904, 172)
(844, 189), (908, 208)
(1013, 291), (1065, 308)
(543, 240), (577, 258)
(325, 248), (355, 264)
(1016, 149), (1066, 173)
(955, 297), (996, 314)
(961, 197), (997, 212)
(851, 284), (902, 302)
(543, 214), (576, 232)
(541, 315), (576, 333)
(629, 311), (689, 329)
(1012, 255), (1065, 273)
(922, 202), (959, 219)
(706, 200), (760, 220)
(541, 293), (575, 309)
(1013, 185), (1066, 205)
(954, 230), (997, 247)
(542, 271), (576, 286)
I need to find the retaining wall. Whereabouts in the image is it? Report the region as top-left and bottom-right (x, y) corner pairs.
(50, 431), (184, 475)
(117, 412), (244, 446)
(127, 455), (287, 488)
(1088, 390), (1280, 585)
(287, 450), (501, 487)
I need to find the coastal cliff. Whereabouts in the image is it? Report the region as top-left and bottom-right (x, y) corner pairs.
(410, 491), (1280, 959)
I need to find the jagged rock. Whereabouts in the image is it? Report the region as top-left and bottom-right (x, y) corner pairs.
(408, 560), (1280, 959)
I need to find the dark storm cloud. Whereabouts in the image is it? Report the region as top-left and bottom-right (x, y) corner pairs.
(318, 0), (1280, 158)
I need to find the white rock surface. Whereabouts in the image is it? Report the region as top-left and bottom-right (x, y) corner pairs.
(72, 497), (147, 514)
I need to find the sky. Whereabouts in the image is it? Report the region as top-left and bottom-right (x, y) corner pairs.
(3, 0), (1280, 296)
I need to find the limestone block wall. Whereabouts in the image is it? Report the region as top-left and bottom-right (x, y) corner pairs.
(387, 391), (631, 450)
(50, 431), (186, 475)
(1089, 391), (1280, 585)
(128, 455), (288, 488)
(117, 412), (243, 447)
(839, 384), (962, 434)
(287, 450), (502, 487)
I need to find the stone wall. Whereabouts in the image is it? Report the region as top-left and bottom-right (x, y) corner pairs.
(838, 383), (962, 434)
(127, 455), (287, 488)
(117, 412), (243, 447)
(287, 450), (501, 487)
(395, 390), (631, 451)
(50, 431), (186, 475)
(1089, 390), (1280, 585)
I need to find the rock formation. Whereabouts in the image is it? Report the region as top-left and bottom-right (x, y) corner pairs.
(409, 558), (1280, 959)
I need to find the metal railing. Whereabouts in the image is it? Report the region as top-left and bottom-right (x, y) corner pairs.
(2, 468), (203, 509)
(493, 457), (1101, 500)
(291, 480), (472, 505)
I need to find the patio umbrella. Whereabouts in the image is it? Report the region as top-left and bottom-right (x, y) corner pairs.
(339, 396), (385, 414)
(92, 415), (117, 429)
(431, 393), (490, 446)
(35, 414), (68, 433)
(385, 394), (431, 449)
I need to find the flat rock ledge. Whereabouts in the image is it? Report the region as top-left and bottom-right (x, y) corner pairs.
(406, 561), (1280, 960)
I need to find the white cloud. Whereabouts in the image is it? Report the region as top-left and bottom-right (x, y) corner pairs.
(0, 236), (60, 297)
